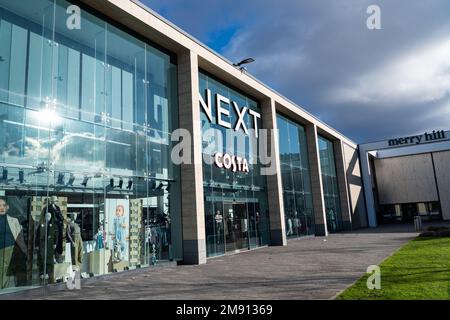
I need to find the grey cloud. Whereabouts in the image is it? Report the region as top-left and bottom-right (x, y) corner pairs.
(145, 0), (450, 143)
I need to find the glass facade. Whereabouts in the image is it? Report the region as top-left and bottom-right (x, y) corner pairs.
(276, 114), (315, 238)
(0, 0), (181, 293)
(379, 202), (442, 223)
(200, 72), (270, 257)
(318, 136), (342, 233)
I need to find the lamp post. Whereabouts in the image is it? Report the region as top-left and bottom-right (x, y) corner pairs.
(233, 57), (255, 73)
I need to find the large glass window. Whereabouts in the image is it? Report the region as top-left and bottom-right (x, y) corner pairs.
(200, 72), (270, 257)
(379, 202), (442, 224)
(318, 136), (342, 233)
(276, 114), (315, 238)
(0, 0), (181, 294)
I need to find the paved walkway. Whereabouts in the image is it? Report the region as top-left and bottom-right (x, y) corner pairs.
(3, 223), (442, 300)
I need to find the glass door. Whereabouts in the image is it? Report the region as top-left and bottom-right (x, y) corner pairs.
(401, 203), (417, 222)
(224, 202), (249, 253)
(223, 202), (234, 252)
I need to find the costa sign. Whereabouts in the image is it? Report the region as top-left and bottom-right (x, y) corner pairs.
(199, 89), (261, 138)
(214, 152), (249, 173)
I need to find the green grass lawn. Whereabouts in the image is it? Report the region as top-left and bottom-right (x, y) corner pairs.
(337, 237), (450, 300)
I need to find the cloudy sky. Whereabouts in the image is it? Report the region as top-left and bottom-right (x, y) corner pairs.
(143, 0), (450, 143)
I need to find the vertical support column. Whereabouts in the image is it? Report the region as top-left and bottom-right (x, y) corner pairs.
(333, 140), (353, 231)
(177, 50), (206, 264)
(359, 148), (378, 227)
(260, 98), (286, 246)
(305, 124), (328, 236)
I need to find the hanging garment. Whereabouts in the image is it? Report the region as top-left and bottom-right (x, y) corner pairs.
(66, 221), (83, 267)
(38, 204), (64, 255)
(150, 227), (159, 245)
(35, 206), (63, 282)
(0, 214), (27, 289)
(1, 215), (14, 289)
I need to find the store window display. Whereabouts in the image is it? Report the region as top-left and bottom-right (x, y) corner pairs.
(0, 0), (182, 295)
(318, 136), (343, 233)
(200, 73), (271, 257)
(35, 196), (65, 283)
(144, 207), (173, 263)
(0, 198), (27, 289)
(277, 114), (315, 238)
(66, 213), (83, 271)
(106, 200), (130, 269)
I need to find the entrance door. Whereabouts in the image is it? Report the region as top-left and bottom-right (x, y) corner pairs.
(224, 202), (249, 252)
(401, 203), (417, 222)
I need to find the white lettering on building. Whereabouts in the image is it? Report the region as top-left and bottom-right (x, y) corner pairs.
(214, 152), (249, 173)
(199, 89), (261, 138)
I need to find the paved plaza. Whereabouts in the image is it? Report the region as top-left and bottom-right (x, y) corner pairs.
(2, 224), (438, 300)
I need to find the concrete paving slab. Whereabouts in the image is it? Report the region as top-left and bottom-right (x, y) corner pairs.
(3, 223), (447, 300)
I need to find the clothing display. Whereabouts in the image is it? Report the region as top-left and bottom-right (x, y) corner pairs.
(241, 218), (248, 233)
(149, 226), (159, 245)
(41, 204), (64, 254)
(0, 215), (15, 249)
(214, 212), (223, 242)
(35, 201), (65, 281)
(286, 218), (293, 236)
(327, 210), (337, 232)
(214, 213), (223, 225)
(226, 216), (234, 242)
(145, 212), (172, 262)
(0, 186), (173, 292)
(293, 216), (301, 233)
(66, 221), (83, 268)
(159, 214), (171, 246)
(0, 214), (27, 289)
(95, 227), (105, 250)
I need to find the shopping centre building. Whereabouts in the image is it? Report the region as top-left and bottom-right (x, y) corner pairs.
(1, 0), (367, 293)
(360, 130), (450, 227)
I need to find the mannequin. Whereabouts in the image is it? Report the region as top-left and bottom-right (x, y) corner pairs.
(328, 209), (336, 232)
(214, 210), (223, 243)
(287, 218), (293, 236)
(0, 198), (26, 289)
(254, 211), (261, 245)
(293, 211), (301, 235)
(226, 210), (234, 242)
(35, 196), (64, 282)
(96, 225), (105, 250)
(66, 213), (83, 270)
(159, 213), (171, 246)
(286, 211), (293, 236)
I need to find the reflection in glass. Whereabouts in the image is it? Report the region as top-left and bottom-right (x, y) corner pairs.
(0, 0), (180, 294)
(276, 114), (315, 238)
(200, 72), (270, 257)
(318, 136), (343, 233)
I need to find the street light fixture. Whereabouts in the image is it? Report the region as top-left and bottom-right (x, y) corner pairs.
(233, 57), (255, 73)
